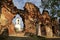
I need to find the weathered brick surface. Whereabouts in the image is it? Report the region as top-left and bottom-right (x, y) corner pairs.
(8, 23), (15, 35)
(2, 7), (15, 24)
(24, 2), (41, 35)
(0, 0), (59, 37)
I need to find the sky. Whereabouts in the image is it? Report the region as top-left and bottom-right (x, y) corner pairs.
(12, 0), (43, 27)
(12, 0), (43, 13)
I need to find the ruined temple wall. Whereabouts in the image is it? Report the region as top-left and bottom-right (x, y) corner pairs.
(1, 0), (59, 37)
(1, 6), (16, 35)
(2, 7), (15, 24)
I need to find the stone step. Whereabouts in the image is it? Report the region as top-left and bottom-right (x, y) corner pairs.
(9, 32), (27, 37)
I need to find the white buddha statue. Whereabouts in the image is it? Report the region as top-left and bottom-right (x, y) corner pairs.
(15, 17), (23, 32)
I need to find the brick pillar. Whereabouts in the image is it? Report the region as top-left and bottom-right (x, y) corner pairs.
(8, 23), (15, 35)
(38, 24), (41, 36)
(45, 25), (53, 37)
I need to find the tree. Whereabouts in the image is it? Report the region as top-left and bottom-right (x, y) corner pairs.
(41, 0), (60, 17)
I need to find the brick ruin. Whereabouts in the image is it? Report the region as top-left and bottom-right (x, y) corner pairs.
(0, 0), (59, 37)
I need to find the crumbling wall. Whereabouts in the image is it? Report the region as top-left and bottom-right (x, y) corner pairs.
(0, 0), (59, 37)
(42, 10), (53, 37)
(24, 2), (41, 35)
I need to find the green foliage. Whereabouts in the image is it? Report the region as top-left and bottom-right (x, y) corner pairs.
(57, 10), (60, 16)
(41, 0), (60, 17)
(51, 8), (56, 17)
(57, 12), (60, 17)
